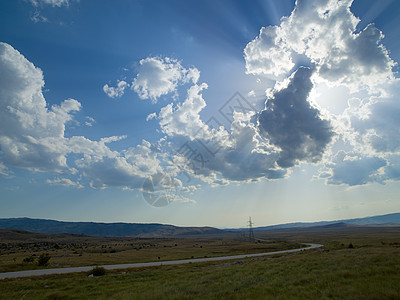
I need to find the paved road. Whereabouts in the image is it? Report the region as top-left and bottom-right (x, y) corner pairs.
(0, 243), (322, 280)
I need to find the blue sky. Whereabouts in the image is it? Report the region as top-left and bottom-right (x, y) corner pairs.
(1, 0), (400, 228)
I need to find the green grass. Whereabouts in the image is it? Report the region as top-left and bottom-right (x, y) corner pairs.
(1, 229), (400, 299)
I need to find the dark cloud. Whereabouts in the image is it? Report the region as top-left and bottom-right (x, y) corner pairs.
(258, 67), (334, 168)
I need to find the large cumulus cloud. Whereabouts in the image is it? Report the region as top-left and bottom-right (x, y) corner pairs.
(0, 42), (79, 173)
(245, 0), (400, 187)
(244, 0), (396, 90)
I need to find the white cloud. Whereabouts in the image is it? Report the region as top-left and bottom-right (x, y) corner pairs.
(103, 80), (128, 98)
(29, 0), (70, 7)
(75, 140), (163, 190)
(31, 11), (48, 23)
(0, 42), (80, 172)
(348, 82), (400, 155)
(0, 162), (10, 177)
(244, 0), (396, 90)
(196, 112), (286, 182)
(46, 177), (83, 188)
(146, 112), (157, 121)
(159, 83), (209, 137)
(28, 0), (74, 24)
(325, 78), (400, 162)
(85, 116), (95, 127)
(320, 78), (400, 186)
(157, 80), (285, 184)
(100, 135), (127, 144)
(65, 136), (170, 192)
(244, 25), (294, 78)
(132, 57), (200, 102)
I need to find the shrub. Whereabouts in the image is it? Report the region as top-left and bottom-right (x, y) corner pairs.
(89, 266), (106, 277)
(38, 253), (51, 266)
(23, 256), (35, 263)
(348, 243), (354, 249)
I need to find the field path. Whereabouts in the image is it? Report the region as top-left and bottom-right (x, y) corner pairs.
(0, 243), (322, 279)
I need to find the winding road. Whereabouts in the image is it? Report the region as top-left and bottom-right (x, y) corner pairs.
(0, 243), (322, 280)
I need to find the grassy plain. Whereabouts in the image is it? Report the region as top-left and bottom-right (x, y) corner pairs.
(0, 229), (298, 273)
(1, 226), (400, 299)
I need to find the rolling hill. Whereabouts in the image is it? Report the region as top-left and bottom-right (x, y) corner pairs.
(251, 213), (400, 231)
(1, 213), (399, 237)
(0, 218), (223, 237)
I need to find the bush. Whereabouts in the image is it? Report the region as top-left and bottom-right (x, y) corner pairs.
(38, 253), (51, 266)
(23, 256), (35, 263)
(348, 243), (354, 249)
(89, 266), (106, 277)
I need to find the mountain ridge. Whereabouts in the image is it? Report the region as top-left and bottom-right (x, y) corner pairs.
(0, 217), (223, 237)
(1, 212), (399, 236)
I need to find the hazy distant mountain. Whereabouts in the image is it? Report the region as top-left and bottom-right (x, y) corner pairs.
(0, 218), (223, 237)
(1, 213), (399, 237)
(251, 213), (400, 231)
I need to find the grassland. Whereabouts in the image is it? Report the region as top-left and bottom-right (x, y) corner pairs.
(0, 229), (299, 273)
(1, 226), (400, 299)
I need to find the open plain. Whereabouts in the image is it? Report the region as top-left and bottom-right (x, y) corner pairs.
(1, 226), (399, 299)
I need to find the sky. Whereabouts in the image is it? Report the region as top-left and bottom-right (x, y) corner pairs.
(1, 0), (400, 228)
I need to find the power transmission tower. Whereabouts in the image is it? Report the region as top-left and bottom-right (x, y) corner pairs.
(248, 216), (255, 242)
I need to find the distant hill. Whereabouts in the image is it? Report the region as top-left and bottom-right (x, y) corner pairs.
(0, 228), (88, 241)
(0, 218), (223, 237)
(2, 213), (399, 237)
(251, 213), (400, 231)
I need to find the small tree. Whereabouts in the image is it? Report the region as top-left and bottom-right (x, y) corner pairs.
(89, 266), (106, 277)
(38, 253), (51, 266)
